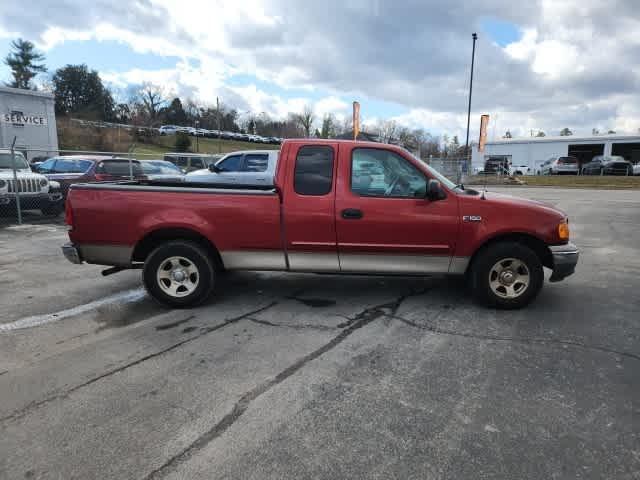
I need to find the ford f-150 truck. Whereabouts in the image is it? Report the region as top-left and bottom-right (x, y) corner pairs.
(62, 139), (578, 309)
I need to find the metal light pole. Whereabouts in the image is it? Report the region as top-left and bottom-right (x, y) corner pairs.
(216, 96), (222, 154)
(464, 33), (478, 178)
(195, 120), (200, 153)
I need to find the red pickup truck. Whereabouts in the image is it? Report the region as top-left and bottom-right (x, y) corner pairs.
(62, 139), (578, 309)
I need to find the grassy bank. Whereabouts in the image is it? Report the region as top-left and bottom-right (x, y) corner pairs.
(57, 120), (279, 158)
(465, 174), (640, 189)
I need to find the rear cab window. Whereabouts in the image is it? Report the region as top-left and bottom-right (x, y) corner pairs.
(97, 160), (143, 176)
(294, 146), (334, 195)
(190, 157), (204, 169)
(559, 156), (577, 164)
(244, 154), (269, 172)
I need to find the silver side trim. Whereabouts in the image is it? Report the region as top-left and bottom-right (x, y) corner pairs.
(70, 183), (277, 196)
(220, 250), (287, 270)
(549, 242), (579, 255)
(79, 244), (133, 266)
(288, 252), (340, 272)
(448, 256), (470, 274)
(220, 250), (469, 275)
(339, 253), (452, 274)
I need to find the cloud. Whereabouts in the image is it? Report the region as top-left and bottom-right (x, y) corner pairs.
(1, 0), (639, 137)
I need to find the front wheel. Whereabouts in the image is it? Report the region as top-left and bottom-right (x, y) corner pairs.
(470, 242), (544, 309)
(143, 240), (216, 308)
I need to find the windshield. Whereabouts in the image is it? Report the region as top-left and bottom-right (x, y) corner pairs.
(0, 152), (29, 169)
(405, 150), (457, 190)
(142, 161), (182, 174)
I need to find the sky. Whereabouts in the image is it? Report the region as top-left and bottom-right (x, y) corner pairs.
(1, 0), (639, 140)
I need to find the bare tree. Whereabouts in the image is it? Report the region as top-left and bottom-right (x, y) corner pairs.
(296, 106), (315, 137)
(137, 83), (166, 126)
(375, 119), (397, 143)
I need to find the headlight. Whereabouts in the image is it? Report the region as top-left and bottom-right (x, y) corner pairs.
(0, 179), (6, 189)
(40, 179), (48, 187)
(558, 220), (570, 241)
(49, 180), (60, 189)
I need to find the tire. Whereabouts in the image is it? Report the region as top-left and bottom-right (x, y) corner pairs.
(41, 203), (64, 216)
(143, 240), (216, 308)
(469, 242), (544, 309)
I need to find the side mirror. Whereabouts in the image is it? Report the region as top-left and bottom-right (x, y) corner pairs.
(426, 179), (446, 201)
(208, 164), (221, 173)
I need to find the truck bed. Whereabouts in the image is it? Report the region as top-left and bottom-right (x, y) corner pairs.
(67, 181), (285, 268)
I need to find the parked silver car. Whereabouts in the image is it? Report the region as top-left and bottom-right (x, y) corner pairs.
(539, 155), (579, 175)
(185, 150), (279, 186)
(140, 160), (186, 182)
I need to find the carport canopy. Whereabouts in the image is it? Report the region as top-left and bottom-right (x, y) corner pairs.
(611, 142), (640, 164)
(568, 144), (604, 167)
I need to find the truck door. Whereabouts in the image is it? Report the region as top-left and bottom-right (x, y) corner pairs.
(335, 145), (460, 274)
(282, 143), (339, 271)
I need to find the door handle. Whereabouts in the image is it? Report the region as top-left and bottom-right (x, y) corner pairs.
(341, 208), (363, 219)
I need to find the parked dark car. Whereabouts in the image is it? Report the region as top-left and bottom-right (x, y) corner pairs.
(581, 155), (633, 176)
(36, 156), (145, 197)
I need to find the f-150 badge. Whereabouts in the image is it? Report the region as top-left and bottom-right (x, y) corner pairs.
(463, 215), (482, 222)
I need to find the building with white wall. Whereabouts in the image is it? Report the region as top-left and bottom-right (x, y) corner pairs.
(0, 86), (58, 161)
(472, 134), (640, 173)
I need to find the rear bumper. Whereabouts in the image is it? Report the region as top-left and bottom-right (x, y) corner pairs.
(549, 242), (579, 282)
(61, 242), (133, 266)
(62, 243), (83, 264)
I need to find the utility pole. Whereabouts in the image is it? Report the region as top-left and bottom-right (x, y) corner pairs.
(464, 33), (478, 181)
(195, 120), (200, 152)
(217, 96), (222, 154)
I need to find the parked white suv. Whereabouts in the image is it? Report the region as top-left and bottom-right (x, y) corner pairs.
(185, 150), (279, 186)
(0, 149), (64, 215)
(539, 156), (579, 175)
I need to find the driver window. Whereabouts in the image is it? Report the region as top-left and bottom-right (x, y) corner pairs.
(217, 155), (243, 172)
(351, 148), (426, 198)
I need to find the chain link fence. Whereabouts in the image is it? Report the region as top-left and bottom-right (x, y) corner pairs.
(0, 143), (174, 226)
(424, 157), (470, 183)
(1, 151), (475, 226)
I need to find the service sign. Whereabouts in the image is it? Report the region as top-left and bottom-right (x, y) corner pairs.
(1, 112), (48, 126)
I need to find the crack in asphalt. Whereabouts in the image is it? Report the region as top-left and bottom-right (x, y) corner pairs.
(142, 292), (416, 480)
(0, 303), (278, 425)
(155, 315), (196, 331)
(388, 314), (640, 362)
(246, 317), (338, 332)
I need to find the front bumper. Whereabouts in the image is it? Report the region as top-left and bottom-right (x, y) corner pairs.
(0, 192), (63, 208)
(549, 242), (579, 282)
(62, 243), (83, 264)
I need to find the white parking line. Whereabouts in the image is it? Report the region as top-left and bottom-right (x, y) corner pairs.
(0, 288), (147, 332)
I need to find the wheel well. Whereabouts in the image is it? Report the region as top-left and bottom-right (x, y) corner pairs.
(467, 233), (553, 273)
(132, 228), (224, 269)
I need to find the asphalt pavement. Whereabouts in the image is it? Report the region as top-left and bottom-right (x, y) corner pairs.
(1, 187), (638, 479)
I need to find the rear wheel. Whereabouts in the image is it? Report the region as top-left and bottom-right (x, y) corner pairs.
(470, 242), (544, 309)
(143, 240), (216, 308)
